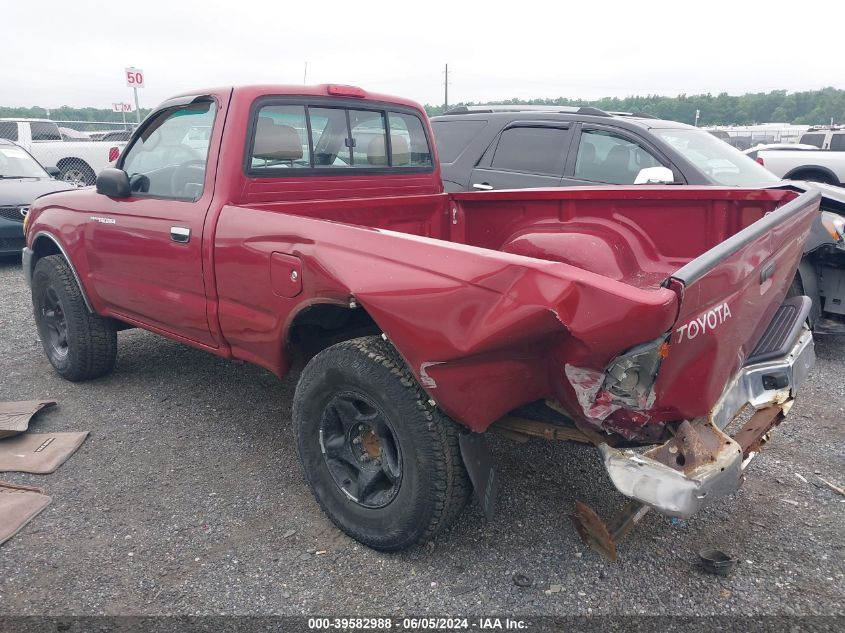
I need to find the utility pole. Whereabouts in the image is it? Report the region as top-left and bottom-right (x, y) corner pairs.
(304, 61), (308, 84)
(444, 63), (449, 111)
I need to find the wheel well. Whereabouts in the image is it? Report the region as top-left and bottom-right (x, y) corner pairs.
(785, 166), (839, 185)
(288, 303), (381, 361)
(29, 235), (97, 314)
(56, 157), (94, 174)
(31, 234), (62, 268)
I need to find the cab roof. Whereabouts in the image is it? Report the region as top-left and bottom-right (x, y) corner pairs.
(164, 84), (427, 114)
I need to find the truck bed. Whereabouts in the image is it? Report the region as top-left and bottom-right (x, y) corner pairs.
(214, 185), (819, 441)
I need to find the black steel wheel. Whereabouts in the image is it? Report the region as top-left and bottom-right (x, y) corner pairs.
(40, 286), (70, 359)
(32, 255), (117, 381)
(320, 392), (403, 508)
(293, 335), (471, 551)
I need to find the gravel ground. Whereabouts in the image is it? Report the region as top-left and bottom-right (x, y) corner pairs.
(0, 256), (843, 619)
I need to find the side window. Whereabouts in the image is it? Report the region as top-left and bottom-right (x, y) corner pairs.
(121, 100), (217, 200)
(387, 112), (433, 167)
(800, 133), (825, 148)
(29, 122), (62, 142)
(251, 105), (310, 169)
(430, 120), (487, 163)
(490, 127), (568, 176)
(574, 129), (663, 184)
(349, 109), (387, 167)
(0, 122), (18, 141)
(830, 134), (845, 151)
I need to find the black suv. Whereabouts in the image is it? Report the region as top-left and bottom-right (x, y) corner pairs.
(431, 105), (781, 192)
(431, 105), (845, 336)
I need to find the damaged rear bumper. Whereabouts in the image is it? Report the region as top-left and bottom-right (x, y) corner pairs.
(599, 325), (814, 519)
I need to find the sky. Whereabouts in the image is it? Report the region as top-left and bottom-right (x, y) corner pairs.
(1, 0), (842, 111)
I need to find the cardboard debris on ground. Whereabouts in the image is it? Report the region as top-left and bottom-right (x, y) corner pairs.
(0, 481), (52, 546)
(0, 401), (56, 439)
(0, 431), (89, 474)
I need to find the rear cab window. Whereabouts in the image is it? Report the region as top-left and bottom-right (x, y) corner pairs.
(247, 99), (433, 175)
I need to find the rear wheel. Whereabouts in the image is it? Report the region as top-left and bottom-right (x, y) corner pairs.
(32, 255), (117, 381)
(293, 335), (470, 551)
(58, 162), (96, 187)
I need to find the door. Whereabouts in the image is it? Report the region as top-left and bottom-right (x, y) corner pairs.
(469, 123), (571, 190)
(561, 125), (675, 186)
(84, 98), (220, 347)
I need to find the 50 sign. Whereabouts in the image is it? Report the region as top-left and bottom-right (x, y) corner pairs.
(125, 67), (145, 88)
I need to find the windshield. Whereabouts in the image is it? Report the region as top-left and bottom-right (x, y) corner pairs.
(0, 145), (48, 178)
(651, 128), (780, 186)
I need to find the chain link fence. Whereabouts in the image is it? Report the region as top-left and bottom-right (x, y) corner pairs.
(0, 119), (134, 186)
(705, 125), (810, 150)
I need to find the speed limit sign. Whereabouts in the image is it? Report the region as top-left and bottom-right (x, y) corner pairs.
(125, 67), (145, 88)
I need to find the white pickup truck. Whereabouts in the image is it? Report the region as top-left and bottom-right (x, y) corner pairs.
(0, 118), (126, 186)
(753, 129), (845, 186)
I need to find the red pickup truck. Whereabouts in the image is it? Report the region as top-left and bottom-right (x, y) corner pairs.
(22, 85), (819, 557)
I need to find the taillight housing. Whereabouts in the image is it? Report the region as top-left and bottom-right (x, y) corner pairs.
(755, 156), (765, 166)
(108, 146), (120, 162)
(601, 335), (668, 409)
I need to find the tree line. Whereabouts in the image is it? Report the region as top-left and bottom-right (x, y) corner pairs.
(3, 87), (843, 126)
(423, 87), (845, 126)
(0, 105), (152, 122)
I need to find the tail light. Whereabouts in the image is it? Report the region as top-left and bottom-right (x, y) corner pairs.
(601, 336), (668, 409)
(108, 146), (120, 162)
(755, 156), (765, 166)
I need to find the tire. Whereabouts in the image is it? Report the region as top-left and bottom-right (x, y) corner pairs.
(58, 161), (96, 187)
(293, 335), (471, 551)
(32, 255), (117, 381)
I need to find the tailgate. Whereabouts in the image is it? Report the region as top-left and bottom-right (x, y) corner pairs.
(654, 189), (821, 417)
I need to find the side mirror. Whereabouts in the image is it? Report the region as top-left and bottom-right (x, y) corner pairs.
(635, 166), (675, 185)
(45, 165), (61, 178)
(96, 168), (131, 198)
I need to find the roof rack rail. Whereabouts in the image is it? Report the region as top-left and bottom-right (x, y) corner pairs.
(607, 110), (659, 119)
(441, 104), (612, 117)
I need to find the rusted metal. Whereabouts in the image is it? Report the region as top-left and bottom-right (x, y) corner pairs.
(646, 419), (727, 473)
(732, 405), (786, 457)
(570, 499), (650, 561)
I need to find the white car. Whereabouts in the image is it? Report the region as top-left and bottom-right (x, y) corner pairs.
(0, 118), (126, 186)
(743, 143), (819, 160)
(752, 142), (845, 186)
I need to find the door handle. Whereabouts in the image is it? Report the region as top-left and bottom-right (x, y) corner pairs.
(473, 182), (494, 190)
(171, 226), (191, 243)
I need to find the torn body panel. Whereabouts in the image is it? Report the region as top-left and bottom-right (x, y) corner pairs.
(598, 326), (813, 519)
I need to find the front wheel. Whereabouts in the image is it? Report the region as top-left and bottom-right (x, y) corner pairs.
(32, 255), (117, 381)
(293, 336), (471, 551)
